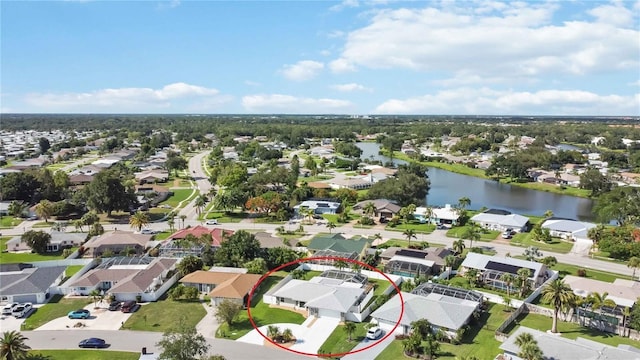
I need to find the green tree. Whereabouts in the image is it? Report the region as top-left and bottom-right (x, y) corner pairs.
(403, 228), (417, 247)
(34, 199), (54, 223)
(38, 137), (51, 153)
(444, 255), (456, 280)
(267, 325), (281, 340)
(290, 269), (306, 280)
(195, 194), (207, 216)
(579, 167), (612, 196)
(452, 239), (466, 255)
(366, 168), (430, 207)
(523, 246), (542, 261)
(461, 224), (481, 249)
(541, 256), (557, 268)
(515, 332), (543, 360)
(593, 187), (640, 226)
(326, 221), (336, 233)
(165, 155), (188, 177)
(517, 267), (532, 298)
(244, 258), (268, 274)
(1, 330), (31, 360)
(214, 230), (262, 267)
(157, 324), (210, 360)
(333, 259), (348, 271)
(542, 279), (575, 333)
(215, 300), (243, 327)
(403, 331), (422, 356)
(167, 217), (175, 232)
(423, 333), (440, 360)
(464, 268), (478, 288)
(457, 197), (471, 210)
(85, 170), (136, 216)
(177, 255), (204, 276)
(343, 321), (356, 342)
(7, 201), (27, 218)
(500, 273), (516, 297)
(628, 257), (640, 280)
(21, 230), (51, 254)
(129, 211), (150, 232)
(362, 201), (377, 217)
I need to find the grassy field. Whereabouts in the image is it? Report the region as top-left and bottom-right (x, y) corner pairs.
(0, 216), (22, 228)
(506, 312), (640, 348)
(160, 188), (196, 208)
(154, 231), (173, 240)
(28, 350), (139, 360)
(506, 181), (591, 198)
(318, 322), (369, 355)
(22, 294), (92, 330)
(204, 211), (245, 223)
(386, 222), (435, 234)
(32, 222), (54, 228)
(122, 299), (206, 332)
(550, 262), (633, 282)
(377, 239), (446, 249)
(59, 265), (85, 284)
(510, 233), (574, 254)
(216, 276), (306, 340)
(446, 226), (500, 241)
(1, 237), (72, 264)
(376, 303), (510, 360)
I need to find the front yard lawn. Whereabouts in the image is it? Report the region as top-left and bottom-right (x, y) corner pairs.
(549, 262), (632, 282)
(386, 222), (435, 234)
(506, 312), (640, 348)
(0, 245), (74, 264)
(318, 322), (368, 355)
(204, 211), (246, 223)
(216, 276), (306, 340)
(161, 188), (196, 208)
(122, 299), (206, 332)
(29, 350), (139, 360)
(21, 294), (92, 330)
(0, 216), (22, 228)
(446, 226), (500, 241)
(510, 233), (573, 254)
(377, 239), (446, 249)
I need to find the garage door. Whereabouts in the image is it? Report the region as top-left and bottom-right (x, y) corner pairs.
(317, 308), (341, 320)
(13, 294), (37, 303)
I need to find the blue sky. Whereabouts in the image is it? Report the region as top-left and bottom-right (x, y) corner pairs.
(1, 0), (639, 115)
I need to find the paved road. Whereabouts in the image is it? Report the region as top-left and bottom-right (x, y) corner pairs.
(176, 151), (212, 220)
(24, 330), (307, 359)
(342, 330), (396, 360)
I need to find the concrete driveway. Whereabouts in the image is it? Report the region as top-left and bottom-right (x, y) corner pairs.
(0, 313), (26, 332)
(237, 317), (339, 354)
(35, 302), (134, 331)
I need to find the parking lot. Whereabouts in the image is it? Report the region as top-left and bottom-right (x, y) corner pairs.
(35, 302), (135, 331)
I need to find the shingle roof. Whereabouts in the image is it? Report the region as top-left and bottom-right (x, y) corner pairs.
(84, 230), (152, 249)
(168, 226), (233, 246)
(271, 279), (364, 312)
(372, 292), (478, 331)
(460, 252), (544, 280)
(470, 210), (529, 228)
(179, 271), (262, 300)
(0, 266), (66, 296)
(308, 233), (372, 254)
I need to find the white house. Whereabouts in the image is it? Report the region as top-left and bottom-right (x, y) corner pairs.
(460, 252), (549, 290)
(414, 204), (460, 226)
(293, 200), (341, 216)
(540, 218), (596, 242)
(470, 209), (529, 232)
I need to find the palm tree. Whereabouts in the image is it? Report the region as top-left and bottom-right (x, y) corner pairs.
(372, 233), (383, 244)
(363, 201), (377, 217)
(402, 331), (422, 356)
(444, 255), (456, 280)
(89, 289), (102, 308)
(266, 325), (280, 340)
(518, 341), (544, 360)
(180, 214), (187, 229)
(621, 306), (631, 337)
(461, 223), (481, 249)
(523, 246), (542, 262)
(290, 269), (306, 280)
(542, 279), (574, 333)
(500, 273), (516, 297)
(326, 221), (336, 233)
(544, 209), (554, 218)
(1, 330), (31, 360)
(423, 206), (433, 224)
(628, 256), (640, 280)
(403, 229), (417, 247)
(587, 291), (616, 329)
(517, 267), (531, 298)
(167, 217), (175, 232)
(281, 328), (293, 343)
(194, 194), (207, 216)
(333, 259), (348, 271)
(514, 332), (536, 348)
(464, 268), (478, 288)
(423, 334), (440, 360)
(457, 197), (471, 210)
(129, 211), (150, 232)
(452, 239), (465, 255)
(34, 199), (53, 223)
(351, 262), (362, 274)
(343, 322), (356, 342)
(73, 219), (85, 232)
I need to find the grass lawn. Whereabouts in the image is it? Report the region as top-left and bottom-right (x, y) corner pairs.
(446, 226), (500, 241)
(318, 322), (368, 355)
(510, 233), (574, 254)
(204, 211), (245, 223)
(386, 222), (436, 234)
(154, 231), (173, 240)
(122, 299), (206, 332)
(377, 239), (446, 249)
(0, 245), (71, 264)
(28, 350), (139, 360)
(550, 262), (633, 282)
(505, 181), (591, 198)
(216, 276), (306, 340)
(32, 221), (54, 228)
(59, 265), (85, 284)
(506, 312), (640, 348)
(376, 303), (510, 360)
(0, 216), (22, 228)
(394, 152), (488, 178)
(160, 188), (196, 208)
(22, 294), (92, 330)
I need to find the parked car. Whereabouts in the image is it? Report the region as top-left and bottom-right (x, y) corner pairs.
(140, 228), (159, 235)
(108, 301), (122, 311)
(379, 216), (388, 224)
(366, 326), (383, 340)
(78, 338), (107, 348)
(12, 303), (33, 318)
(502, 228), (515, 239)
(68, 309), (90, 319)
(2, 303), (20, 316)
(205, 219), (218, 225)
(436, 223), (447, 230)
(121, 300), (140, 313)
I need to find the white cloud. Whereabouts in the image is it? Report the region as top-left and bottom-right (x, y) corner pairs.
(280, 60), (324, 81)
(331, 83), (373, 92)
(244, 80), (262, 87)
(330, 2), (639, 82)
(157, 0), (180, 10)
(588, 3), (635, 27)
(330, 0), (359, 12)
(242, 94), (354, 113)
(23, 82), (229, 112)
(374, 88), (640, 115)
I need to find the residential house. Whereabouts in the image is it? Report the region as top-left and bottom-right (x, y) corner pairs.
(563, 275), (640, 308)
(6, 231), (86, 253)
(69, 174), (95, 186)
(470, 209), (529, 232)
(264, 270), (372, 322)
(82, 230), (153, 258)
(134, 184), (170, 207)
(371, 283), (482, 338)
(67, 257), (178, 302)
(179, 270), (262, 306)
(168, 225), (233, 247)
(414, 204), (460, 226)
(352, 199), (401, 220)
(381, 247), (452, 278)
(160, 225), (233, 257)
(540, 218), (596, 242)
(459, 252), (549, 291)
(293, 199), (341, 216)
(254, 232), (289, 248)
(307, 233), (372, 260)
(0, 264), (66, 303)
(328, 177), (372, 190)
(134, 170), (169, 184)
(499, 326), (640, 360)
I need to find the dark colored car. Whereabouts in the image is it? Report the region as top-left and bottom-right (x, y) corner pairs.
(68, 309), (90, 319)
(79, 338), (106, 348)
(108, 301), (121, 311)
(121, 300), (140, 313)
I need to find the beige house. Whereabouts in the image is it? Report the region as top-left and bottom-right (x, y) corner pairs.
(83, 230), (153, 258)
(179, 271), (262, 306)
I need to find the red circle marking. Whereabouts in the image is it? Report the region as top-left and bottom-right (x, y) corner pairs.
(246, 256), (405, 358)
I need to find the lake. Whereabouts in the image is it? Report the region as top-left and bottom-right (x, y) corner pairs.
(356, 142), (595, 221)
